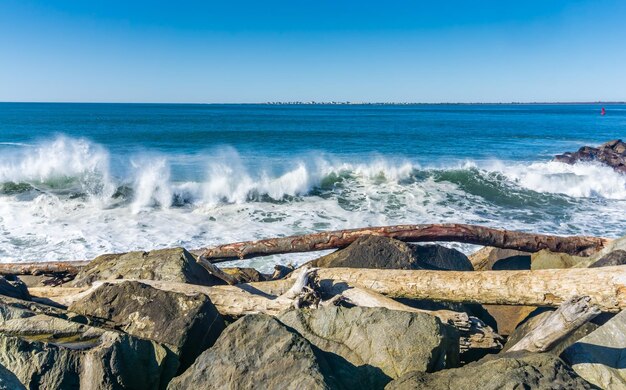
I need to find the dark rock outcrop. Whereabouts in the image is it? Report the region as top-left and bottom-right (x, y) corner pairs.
(68, 281), (225, 372)
(70, 247), (223, 287)
(386, 352), (594, 390)
(309, 235), (473, 271)
(0, 363), (24, 390)
(168, 314), (338, 390)
(468, 247), (531, 271)
(278, 306), (459, 388)
(554, 139), (626, 173)
(0, 303), (178, 390)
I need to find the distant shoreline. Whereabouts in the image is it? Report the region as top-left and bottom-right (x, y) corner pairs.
(1, 101), (625, 105)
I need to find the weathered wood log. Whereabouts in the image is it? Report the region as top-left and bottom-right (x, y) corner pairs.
(196, 223), (607, 262)
(0, 261), (89, 276)
(507, 296), (601, 353)
(197, 257), (239, 285)
(312, 266), (626, 312)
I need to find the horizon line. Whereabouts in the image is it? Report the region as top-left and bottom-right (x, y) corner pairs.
(1, 101), (625, 105)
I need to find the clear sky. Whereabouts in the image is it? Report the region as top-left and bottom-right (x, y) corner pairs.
(1, 0), (625, 103)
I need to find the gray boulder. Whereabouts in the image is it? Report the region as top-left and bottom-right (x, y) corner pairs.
(0, 276), (29, 300)
(69, 281), (225, 371)
(309, 236), (473, 271)
(0, 303), (178, 390)
(468, 246), (531, 271)
(168, 314), (338, 390)
(589, 249), (626, 268)
(386, 352), (594, 390)
(562, 308), (626, 389)
(277, 306), (459, 389)
(71, 247), (223, 287)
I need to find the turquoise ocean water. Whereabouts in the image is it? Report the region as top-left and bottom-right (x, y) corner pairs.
(1, 103), (625, 269)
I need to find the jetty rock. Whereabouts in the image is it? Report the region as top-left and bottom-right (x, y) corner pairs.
(554, 139), (626, 173)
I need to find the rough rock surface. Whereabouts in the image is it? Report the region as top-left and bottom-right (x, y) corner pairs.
(562, 309), (626, 389)
(221, 267), (268, 283)
(386, 352), (594, 390)
(0, 303), (178, 390)
(589, 249), (626, 268)
(468, 247), (531, 271)
(278, 306), (459, 388)
(530, 249), (589, 270)
(71, 247), (223, 287)
(554, 139), (626, 173)
(168, 314), (338, 390)
(482, 304), (538, 337)
(309, 236), (473, 271)
(69, 281), (225, 371)
(0, 276), (30, 300)
(503, 309), (598, 356)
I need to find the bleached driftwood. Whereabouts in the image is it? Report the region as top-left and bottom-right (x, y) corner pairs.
(507, 296), (601, 353)
(195, 223), (607, 262)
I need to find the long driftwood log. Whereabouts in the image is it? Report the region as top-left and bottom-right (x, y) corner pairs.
(507, 296), (601, 353)
(195, 223), (608, 262)
(312, 266), (626, 312)
(0, 261), (89, 276)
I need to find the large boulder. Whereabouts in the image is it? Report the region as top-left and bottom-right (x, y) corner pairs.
(68, 281), (225, 371)
(554, 139), (626, 173)
(70, 247), (222, 287)
(503, 309), (598, 356)
(308, 236), (473, 271)
(531, 249), (589, 270)
(220, 267), (268, 283)
(0, 303), (178, 390)
(468, 247), (531, 271)
(168, 314), (339, 390)
(562, 308), (626, 389)
(0, 276), (29, 300)
(386, 352), (594, 390)
(277, 306), (459, 388)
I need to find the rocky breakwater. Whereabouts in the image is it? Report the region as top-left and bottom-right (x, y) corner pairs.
(2, 230), (626, 388)
(554, 139), (626, 173)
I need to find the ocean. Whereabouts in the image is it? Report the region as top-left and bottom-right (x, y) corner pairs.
(1, 102), (625, 271)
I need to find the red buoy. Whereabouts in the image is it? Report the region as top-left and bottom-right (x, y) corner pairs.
(601, 107), (606, 116)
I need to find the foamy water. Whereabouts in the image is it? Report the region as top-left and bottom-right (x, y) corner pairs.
(1, 134), (625, 271)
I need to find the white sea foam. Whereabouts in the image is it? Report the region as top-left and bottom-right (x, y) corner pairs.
(1, 136), (626, 270)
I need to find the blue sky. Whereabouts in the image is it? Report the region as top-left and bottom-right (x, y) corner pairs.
(1, 0), (625, 103)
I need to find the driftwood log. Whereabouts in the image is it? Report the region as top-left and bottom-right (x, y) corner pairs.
(507, 296), (601, 353)
(0, 261), (89, 276)
(195, 223), (608, 262)
(27, 265), (626, 312)
(312, 266), (626, 312)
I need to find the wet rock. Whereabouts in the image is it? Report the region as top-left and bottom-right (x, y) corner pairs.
(386, 351), (594, 390)
(278, 306), (459, 388)
(468, 246), (531, 271)
(0, 303), (178, 390)
(562, 308), (626, 389)
(554, 139), (626, 173)
(69, 281), (224, 372)
(309, 236), (473, 271)
(0, 276), (30, 300)
(503, 309), (598, 356)
(168, 314), (338, 390)
(71, 247), (223, 287)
